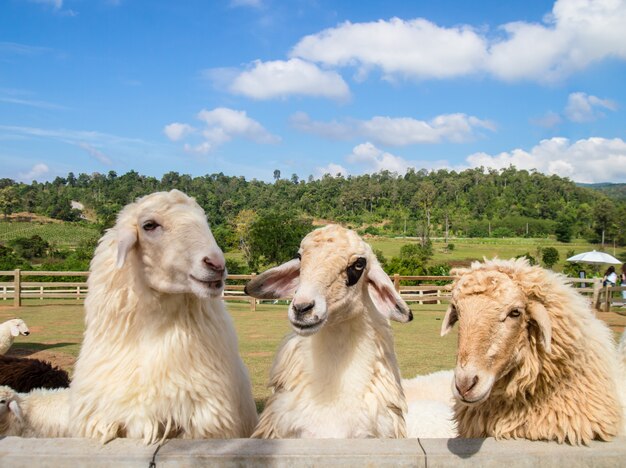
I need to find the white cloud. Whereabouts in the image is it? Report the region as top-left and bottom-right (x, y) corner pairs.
(564, 92), (618, 122)
(465, 137), (626, 183)
(228, 59), (350, 100)
(197, 107), (280, 144)
(315, 162), (349, 178)
(290, 0), (626, 83)
(165, 107), (280, 154)
(291, 18), (487, 80)
(77, 142), (112, 165)
(163, 122), (195, 141)
(291, 112), (494, 146)
(347, 142), (412, 173)
(18, 163), (49, 182)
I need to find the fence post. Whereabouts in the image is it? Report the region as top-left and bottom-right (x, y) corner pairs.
(40, 286), (44, 300)
(592, 278), (601, 310)
(393, 274), (400, 292)
(13, 269), (21, 308)
(250, 273), (256, 312)
(604, 286), (612, 312)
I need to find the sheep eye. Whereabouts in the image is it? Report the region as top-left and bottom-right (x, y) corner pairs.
(346, 257), (367, 286)
(142, 220), (160, 231)
(0, 399), (5, 404)
(508, 309), (522, 318)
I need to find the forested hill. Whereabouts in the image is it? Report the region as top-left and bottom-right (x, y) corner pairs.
(0, 167), (624, 244)
(578, 182), (626, 201)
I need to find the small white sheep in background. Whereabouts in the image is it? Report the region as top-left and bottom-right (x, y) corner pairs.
(69, 189), (257, 443)
(0, 319), (30, 355)
(442, 258), (625, 444)
(0, 385), (68, 437)
(245, 224), (413, 439)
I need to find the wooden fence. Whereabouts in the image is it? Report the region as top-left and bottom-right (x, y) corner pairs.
(1, 270), (622, 312)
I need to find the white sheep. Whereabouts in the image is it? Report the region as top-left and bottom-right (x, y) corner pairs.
(245, 224), (413, 438)
(0, 385), (68, 437)
(402, 369), (454, 406)
(0, 319), (30, 355)
(69, 189), (257, 443)
(401, 370), (457, 438)
(442, 258), (625, 444)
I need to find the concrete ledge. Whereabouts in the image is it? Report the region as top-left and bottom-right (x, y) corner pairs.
(0, 436), (624, 467)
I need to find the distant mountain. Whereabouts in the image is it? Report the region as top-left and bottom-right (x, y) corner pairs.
(577, 183), (626, 201)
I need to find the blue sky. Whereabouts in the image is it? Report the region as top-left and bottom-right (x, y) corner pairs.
(1, 0), (626, 184)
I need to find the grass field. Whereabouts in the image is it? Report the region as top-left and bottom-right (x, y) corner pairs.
(369, 237), (625, 272)
(0, 222), (100, 249)
(2, 299), (624, 409)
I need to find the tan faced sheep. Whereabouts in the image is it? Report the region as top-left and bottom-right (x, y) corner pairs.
(69, 189), (257, 443)
(442, 258), (625, 445)
(0, 319), (30, 355)
(245, 224), (412, 439)
(0, 385), (68, 437)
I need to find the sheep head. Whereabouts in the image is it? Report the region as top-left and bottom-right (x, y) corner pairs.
(441, 258), (552, 406)
(111, 189), (226, 298)
(245, 224), (412, 336)
(0, 386), (23, 426)
(8, 319), (29, 337)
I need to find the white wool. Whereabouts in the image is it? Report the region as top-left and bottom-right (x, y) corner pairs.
(402, 369), (454, 406)
(406, 399), (457, 438)
(69, 190), (257, 443)
(247, 225), (411, 439)
(0, 386), (68, 437)
(0, 319), (29, 355)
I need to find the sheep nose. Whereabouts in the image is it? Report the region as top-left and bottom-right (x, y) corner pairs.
(292, 301), (315, 319)
(203, 256), (225, 273)
(23, 331), (30, 336)
(455, 375), (479, 398)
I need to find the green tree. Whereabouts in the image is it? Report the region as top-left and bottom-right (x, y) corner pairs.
(542, 247), (560, 269)
(8, 235), (50, 259)
(0, 186), (18, 220)
(248, 211), (313, 270)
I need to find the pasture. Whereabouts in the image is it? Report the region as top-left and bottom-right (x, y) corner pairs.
(0, 221), (100, 249)
(369, 237), (620, 272)
(1, 300), (624, 410)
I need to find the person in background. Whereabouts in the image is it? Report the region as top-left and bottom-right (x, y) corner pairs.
(603, 266), (617, 287)
(620, 264), (626, 301)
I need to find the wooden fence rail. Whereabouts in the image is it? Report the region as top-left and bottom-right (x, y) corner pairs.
(1, 270), (620, 312)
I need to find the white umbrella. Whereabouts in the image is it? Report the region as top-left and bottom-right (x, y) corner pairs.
(566, 250), (622, 265)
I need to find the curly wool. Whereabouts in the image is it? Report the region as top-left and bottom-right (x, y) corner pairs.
(0, 355), (69, 393)
(453, 258), (624, 445)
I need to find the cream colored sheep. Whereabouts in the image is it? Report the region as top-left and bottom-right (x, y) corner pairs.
(402, 369), (454, 405)
(69, 189), (257, 443)
(619, 330), (626, 373)
(442, 258), (625, 445)
(245, 224), (412, 439)
(0, 385), (68, 437)
(402, 370), (457, 438)
(0, 319), (30, 355)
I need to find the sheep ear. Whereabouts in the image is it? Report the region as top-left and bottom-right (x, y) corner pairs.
(441, 304), (458, 336)
(244, 258), (301, 299)
(366, 262), (413, 323)
(10, 325), (20, 337)
(527, 301), (552, 354)
(116, 227), (137, 268)
(8, 400), (23, 421)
